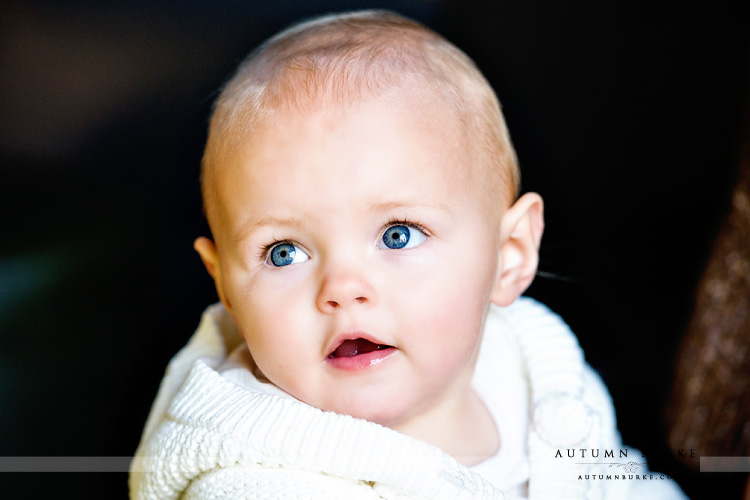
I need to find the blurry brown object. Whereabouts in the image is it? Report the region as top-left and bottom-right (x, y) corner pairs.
(668, 148), (750, 464)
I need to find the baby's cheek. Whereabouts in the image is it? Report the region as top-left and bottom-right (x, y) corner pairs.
(234, 265), (309, 317)
(426, 287), (482, 336)
(239, 280), (320, 363)
(431, 274), (487, 337)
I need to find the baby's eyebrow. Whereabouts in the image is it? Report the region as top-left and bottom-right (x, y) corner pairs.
(369, 200), (455, 217)
(233, 215), (306, 243)
(233, 201), (453, 243)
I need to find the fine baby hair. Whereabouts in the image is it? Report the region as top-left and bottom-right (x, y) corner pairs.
(200, 9), (519, 233)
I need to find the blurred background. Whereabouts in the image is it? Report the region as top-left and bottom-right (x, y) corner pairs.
(1, 0), (747, 498)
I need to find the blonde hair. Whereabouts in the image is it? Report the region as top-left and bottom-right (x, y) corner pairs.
(201, 10), (519, 231)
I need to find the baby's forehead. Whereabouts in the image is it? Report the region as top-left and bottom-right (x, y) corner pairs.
(209, 88), (505, 228)
(227, 95), (487, 202)
(238, 88), (465, 165)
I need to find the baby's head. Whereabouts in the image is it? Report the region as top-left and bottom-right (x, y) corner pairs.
(195, 11), (543, 434)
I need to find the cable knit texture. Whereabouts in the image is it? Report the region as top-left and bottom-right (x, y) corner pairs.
(130, 298), (687, 499)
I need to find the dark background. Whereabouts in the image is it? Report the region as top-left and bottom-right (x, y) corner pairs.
(1, 0), (747, 498)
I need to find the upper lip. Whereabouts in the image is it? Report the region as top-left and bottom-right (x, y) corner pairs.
(324, 331), (394, 358)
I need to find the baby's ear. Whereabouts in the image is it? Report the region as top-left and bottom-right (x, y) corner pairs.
(194, 236), (233, 311)
(490, 193), (544, 307)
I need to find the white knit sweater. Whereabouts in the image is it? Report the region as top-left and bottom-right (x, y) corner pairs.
(130, 298), (687, 500)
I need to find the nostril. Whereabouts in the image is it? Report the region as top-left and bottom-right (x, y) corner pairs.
(355, 297), (367, 304)
(326, 300), (340, 308)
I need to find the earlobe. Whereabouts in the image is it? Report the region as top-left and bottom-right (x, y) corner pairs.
(194, 236), (232, 311)
(490, 193), (544, 307)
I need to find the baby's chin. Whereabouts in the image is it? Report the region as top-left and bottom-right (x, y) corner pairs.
(247, 355), (421, 428)
(310, 393), (421, 430)
(279, 380), (412, 428)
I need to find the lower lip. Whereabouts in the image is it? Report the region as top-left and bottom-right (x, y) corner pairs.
(326, 347), (397, 371)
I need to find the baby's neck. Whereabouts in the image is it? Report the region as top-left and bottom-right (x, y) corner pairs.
(393, 387), (499, 466)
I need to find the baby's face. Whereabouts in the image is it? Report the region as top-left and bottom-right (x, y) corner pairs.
(211, 93), (504, 429)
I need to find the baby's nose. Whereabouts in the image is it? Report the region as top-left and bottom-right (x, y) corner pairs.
(316, 269), (377, 313)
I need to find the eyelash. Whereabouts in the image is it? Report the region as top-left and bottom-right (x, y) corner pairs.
(257, 238), (293, 263)
(381, 218), (430, 238)
(256, 218), (430, 262)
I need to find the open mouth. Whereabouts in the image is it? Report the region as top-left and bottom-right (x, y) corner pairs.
(328, 338), (394, 359)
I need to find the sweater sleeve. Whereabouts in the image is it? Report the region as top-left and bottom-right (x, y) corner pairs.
(183, 464), (386, 500)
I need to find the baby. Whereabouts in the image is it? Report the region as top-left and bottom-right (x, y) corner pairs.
(131, 11), (687, 500)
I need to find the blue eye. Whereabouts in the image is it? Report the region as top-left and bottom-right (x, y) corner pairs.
(267, 242), (309, 267)
(378, 224), (427, 250)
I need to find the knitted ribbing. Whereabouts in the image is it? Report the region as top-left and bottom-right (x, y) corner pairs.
(165, 362), (503, 500)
